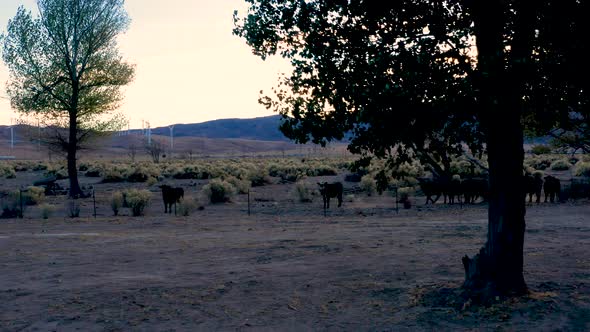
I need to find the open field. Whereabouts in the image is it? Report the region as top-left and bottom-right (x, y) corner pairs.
(1, 190), (589, 330)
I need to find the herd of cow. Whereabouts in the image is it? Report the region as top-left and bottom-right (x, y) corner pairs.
(316, 173), (563, 211)
(157, 174), (562, 214)
(417, 174), (562, 205)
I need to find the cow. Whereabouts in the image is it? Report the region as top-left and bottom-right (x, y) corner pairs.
(159, 185), (185, 214)
(417, 178), (444, 205)
(462, 177), (489, 204)
(544, 175), (561, 203)
(523, 173), (543, 203)
(446, 176), (463, 205)
(317, 182), (343, 209)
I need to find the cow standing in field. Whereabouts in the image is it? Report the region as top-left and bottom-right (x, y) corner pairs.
(417, 178), (443, 204)
(160, 185), (185, 214)
(544, 175), (561, 203)
(524, 173), (543, 203)
(462, 177), (489, 204)
(318, 182), (343, 209)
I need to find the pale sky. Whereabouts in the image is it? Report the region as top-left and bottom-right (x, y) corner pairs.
(0, 0), (291, 127)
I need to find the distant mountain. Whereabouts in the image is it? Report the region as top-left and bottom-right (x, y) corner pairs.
(149, 115), (288, 141)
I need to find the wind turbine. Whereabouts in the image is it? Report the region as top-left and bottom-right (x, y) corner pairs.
(169, 125), (174, 150)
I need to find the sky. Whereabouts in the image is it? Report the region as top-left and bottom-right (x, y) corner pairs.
(0, 0), (292, 127)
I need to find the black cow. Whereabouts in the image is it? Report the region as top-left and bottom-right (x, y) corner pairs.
(524, 173), (544, 203)
(462, 177), (489, 204)
(446, 177), (463, 205)
(317, 182), (343, 209)
(524, 173), (543, 203)
(160, 185), (185, 214)
(544, 175), (561, 203)
(417, 178), (444, 205)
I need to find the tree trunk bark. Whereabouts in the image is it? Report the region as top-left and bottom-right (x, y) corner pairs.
(462, 0), (533, 298)
(67, 110), (83, 198)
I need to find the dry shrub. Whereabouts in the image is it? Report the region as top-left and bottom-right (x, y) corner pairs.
(201, 179), (236, 203)
(39, 203), (56, 219)
(177, 197), (198, 216)
(360, 175), (377, 196)
(0, 165), (16, 179)
(111, 191), (124, 216)
(126, 189), (151, 216)
(248, 168), (271, 187)
(102, 169), (125, 183)
(550, 159), (572, 171)
(225, 176), (251, 194)
(574, 161), (590, 177)
(292, 181), (315, 203)
(531, 145), (552, 155)
(20, 186), (45, 206)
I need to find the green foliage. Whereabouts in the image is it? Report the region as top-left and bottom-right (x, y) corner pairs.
(531, 145), (553, 155)
(125, 189), (151, 216)
(201, 179), (236, 204)
(110, 192), (124, 216)
(1, 0), (134, 194)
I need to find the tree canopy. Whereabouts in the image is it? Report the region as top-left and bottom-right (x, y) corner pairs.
(235, 0), (590, 296)
(2, 0), (135, 197)
(234, 1), (588, 170)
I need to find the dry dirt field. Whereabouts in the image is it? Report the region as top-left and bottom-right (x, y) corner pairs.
(1, 172), (589, 331)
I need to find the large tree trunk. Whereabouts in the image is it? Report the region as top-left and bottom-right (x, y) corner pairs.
(462, 1), (535, 298)
(67, 110), (84, 198)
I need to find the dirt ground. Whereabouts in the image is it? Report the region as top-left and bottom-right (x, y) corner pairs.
(1, 173), (590, 331)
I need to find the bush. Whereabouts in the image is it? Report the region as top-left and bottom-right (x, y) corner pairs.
(125, 166), (160, 183)
(39, 203), (56, 219)
(125, 189), (151, 216)
(574, 161), (590, 177)
(110, 191), (124, 216)
(292, 182), (315, 203)
(102, 169), (125, 183)
(1, 196), (23, 219)
(0, 165), (16, 179)
(21, 186), (45, 206)
(177, 197), (198, 216)
(526, 156), (553, 170)
(225, 176), (250, 194)
(85, 169), (102, 177)
(360, 175), (377, 196)
(146, 176), (159, 186)
(531, 145), (552, 155)
(201, 179), (236, 203)
(248, 168), (271, 187)
(68, 200), (80, 218)
(550, 159), (572, 171)
(32, 163), (48, 171)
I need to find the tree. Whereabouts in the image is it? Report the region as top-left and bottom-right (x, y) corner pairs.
(234, 0), (589, 297)
(145, 138), (165, 164)
(1, 0), (134, 197)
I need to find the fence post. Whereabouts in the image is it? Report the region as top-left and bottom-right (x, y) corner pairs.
(92, 188), (97, 218)
(395, 187), (399, 214)
(19, 188), (24, 219)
